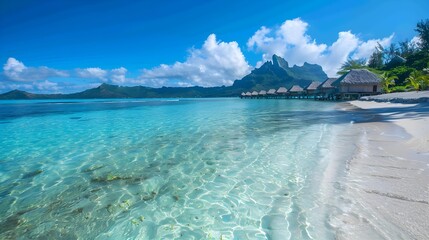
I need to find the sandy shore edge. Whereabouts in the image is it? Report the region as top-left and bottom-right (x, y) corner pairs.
(333, 100), (429, 240)
(350, 100), (429, 153)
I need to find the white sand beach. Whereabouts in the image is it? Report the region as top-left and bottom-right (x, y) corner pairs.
(334, 99), (429, 239)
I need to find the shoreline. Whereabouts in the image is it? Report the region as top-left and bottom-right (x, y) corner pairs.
(333, 100), (429, 239)
(360, 91), (429, 104)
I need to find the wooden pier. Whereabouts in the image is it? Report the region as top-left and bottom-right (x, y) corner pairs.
(241, 91), (380, 101)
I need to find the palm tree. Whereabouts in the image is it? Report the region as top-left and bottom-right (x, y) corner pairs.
(337, 58), (367, 75)
(380, 72), (398, 93)
(406, 70), (429, 91)
(416, 19), (429, 51)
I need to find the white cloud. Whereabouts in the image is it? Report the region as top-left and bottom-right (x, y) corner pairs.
(34, 80), (59, 91)
(3, 58), (26, 79)
(318, 31), (360, 75)
(139, 34), (251, 87)
(0, 82), (33, 91)
(410, 36), (422, 47)
(247, 18), (328, 64)
(3, 57), (69, 81)
(247, 18), (394, 77)
(352, 34), (394, 60)
(0, 80), (59, 93)
(0, 58), (123, 93)
(110, 67), (127, 84)
(75, 67), (128, 84)
(76, 67), (108, 81)
(247, 26), (275, 61)
(2, 58), (131, 87)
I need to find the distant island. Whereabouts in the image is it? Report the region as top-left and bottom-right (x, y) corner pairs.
(0, 55), (327, 99)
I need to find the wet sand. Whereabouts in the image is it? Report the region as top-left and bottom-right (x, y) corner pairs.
(336, 101), (429, 239)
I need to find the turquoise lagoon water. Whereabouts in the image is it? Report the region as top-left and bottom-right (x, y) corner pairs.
(0, 98), (357, 239)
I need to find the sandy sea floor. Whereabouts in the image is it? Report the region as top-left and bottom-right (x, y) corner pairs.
(333, 101), (429, 240)
(0, 99), (357, 239)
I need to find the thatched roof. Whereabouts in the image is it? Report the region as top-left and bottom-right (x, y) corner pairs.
(305, 81), (321, 90)
(333, 69), (381, 86)
(267, 89), (276, 94)
(318, 78), (338, 89)
(289, 85), (304, 92)
(259, 90), (267, 95)
(251, 91), (259, 96)
(245, 92), (252, 96)
(241, 92), (246, 96)
(276, 87), (288, 94)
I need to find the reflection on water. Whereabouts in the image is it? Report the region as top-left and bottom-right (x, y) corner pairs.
(0, 98), (354, 239)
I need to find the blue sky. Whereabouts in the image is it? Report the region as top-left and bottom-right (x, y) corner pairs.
(0, 0), (428, 93)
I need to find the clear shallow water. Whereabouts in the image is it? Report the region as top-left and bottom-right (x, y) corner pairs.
(0, 98), (356, 239)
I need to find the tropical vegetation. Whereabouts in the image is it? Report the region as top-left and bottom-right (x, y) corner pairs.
(338, 19), (429, 92)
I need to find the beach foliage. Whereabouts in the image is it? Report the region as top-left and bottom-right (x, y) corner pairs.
(387, 66), (415, 85)
(380, 72), (398, 93)
(363, 19), (429, 92)
(405, 51), (429, 70)
(390, 85), (408, 92)
(337, 58), (367, 75)
(406, 70), (429, 91)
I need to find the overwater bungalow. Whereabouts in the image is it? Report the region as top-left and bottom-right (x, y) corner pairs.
(332, 69), (382, 99)
(289, 85), (304, 98)
(316, 78), (338, 100)
(304, 81), (321, 98)
(276, 87), (288, 96)
(267, 89), (276, 95)
(241, 69), (382, 100)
